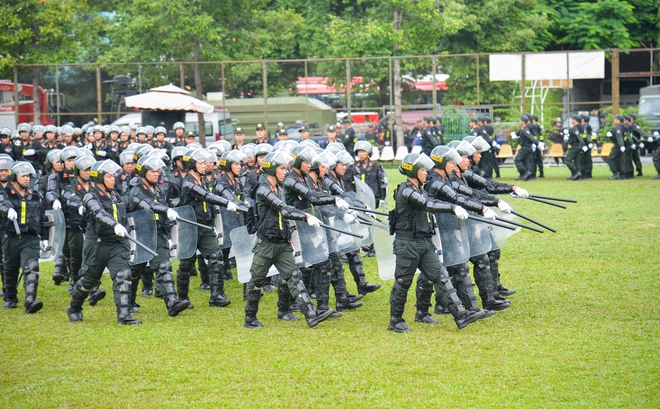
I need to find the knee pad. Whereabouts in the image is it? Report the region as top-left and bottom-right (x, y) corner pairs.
(80, 277), (100, 292)
(158, 261), (172, 272)
(209, 249), (223, 264)
(291, 269), (302, 281)
(25, 259), (39, 273)
(251, 277), (267, 288)
(179, 259), (194, 273)
(488, 249), (501, 263)
(116, 269), (131, 282)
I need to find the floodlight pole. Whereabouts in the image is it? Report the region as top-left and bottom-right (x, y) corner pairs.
(520, 53), (526, 114)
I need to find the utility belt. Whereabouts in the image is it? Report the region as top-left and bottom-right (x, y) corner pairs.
(395, 232), (432, 240)
(88, 235), (122, 244)
(256, 232), (288, 244)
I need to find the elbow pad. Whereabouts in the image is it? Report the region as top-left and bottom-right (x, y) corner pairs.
(450, 181), (474, 197)
(462, 169), (488, 189)
(425, 198), (454, 214)
(401, 187), (428, 209)
(256, 185), (284, 210)
(309, 192), (335, 206)
(456, 195), (485, 213)
(204, 192), (229, 207)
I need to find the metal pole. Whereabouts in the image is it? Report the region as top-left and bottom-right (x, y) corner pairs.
(221, 63), (226, 133)
(346, 59), (351, 118)
(96, 65), (102, 124)
(566, 52), (570, 117)
(612, 49), (620, 116)
(13, 66), (19, 126)
(432, 56), (437, 116)
(262, 61), (268, 130)
(521, 53), (526, 114)
(476, 54), (480, 105)
(55, 65), (61, 126)
(138, 65), (142, 94)
(304, 60), (309, 124)
(389, 58), (393, 112)
(179, 63), (185, 89)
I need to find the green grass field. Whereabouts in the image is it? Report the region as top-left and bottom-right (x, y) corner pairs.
(1, 164), (659, 408)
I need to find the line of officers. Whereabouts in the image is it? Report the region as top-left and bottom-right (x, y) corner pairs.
(604, 114), (660, 180)
(0, 121), (394, 327)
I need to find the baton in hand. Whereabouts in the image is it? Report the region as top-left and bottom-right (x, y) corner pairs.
(529, 194), (577, 204)
(176, 216), (214, 231)
(466, 214), (516, 231)
(355, 214), (375, 225)
(348, 206), (388, 216)
(125, 235), (158, 257)
(13, 219), (21, 237)
(319, 222), (364, 239)
(527, 197), (567, 209)
(511, 211), (556, 233)
(494, 216), (544, 234)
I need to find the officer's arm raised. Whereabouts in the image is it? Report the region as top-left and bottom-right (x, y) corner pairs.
(83, 192), (119, 229)
(401, 187), (453, 213)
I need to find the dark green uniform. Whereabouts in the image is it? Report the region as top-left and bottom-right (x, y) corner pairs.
(128, 178), (189, 316)
(67, 185), (138, 324)
(1, 182), (48, 312)
(607, 124), (627, 178)
(388, 180), (482, 332)
(565, 123), (585, 179)
(514, 124), (537, 180)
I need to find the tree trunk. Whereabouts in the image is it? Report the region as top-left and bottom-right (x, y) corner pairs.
(32, 66), (41, 125)
(194, 36), (206, 147)
(392, 7), (404, 152)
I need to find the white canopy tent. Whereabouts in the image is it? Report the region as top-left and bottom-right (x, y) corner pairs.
(125, 84), (214, 114)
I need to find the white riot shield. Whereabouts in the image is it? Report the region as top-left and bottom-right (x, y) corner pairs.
(171, 206), (198, 260)
(39, 209), (66, 261)
(126, 209), (157, 266)
(294, 208), (329, 267)
(435, 213), (470, 267)
(319, 205), (355, 254)
(466, 217), (493, 257)
(231, 226), (288, 284)
(288, 220), (304, 266)
(354, 177), (376, 210)
(218, 205), (244, 250)
(489, 208), (521, 250)
(372, 222), (396, 280)
(340, 191), (374, 247)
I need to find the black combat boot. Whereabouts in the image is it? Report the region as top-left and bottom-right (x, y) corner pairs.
(291, 269), (334, 327)
(209, 251), (230, 307)
(346, 251), (381, 295)
(53, 255), (68, 286)
(334, 280), (363, 312)
(141, 266), (154, 297)
(448, 264), (492, 319)
(177, 260), (194, 308)
(198, 254), (210, 290)
(435, 273), (484, 329)
(88, 285), (106, 306)
(67, 277), (98, 323)
(609, 172), (621, 180)
(315, 266), (343, 318)
(2, 270), (17, 309)
(116, 270), (141, 325)
(157, 262), (190, 317)
(275, 281), (299, 321)
(414, 278), (438, 324)
(244, 284), (264, 329)
(23, 263), (43, 314)
(388, 278), (413, 332)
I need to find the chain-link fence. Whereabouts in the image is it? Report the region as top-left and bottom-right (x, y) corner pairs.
(5, 48), (659, 142)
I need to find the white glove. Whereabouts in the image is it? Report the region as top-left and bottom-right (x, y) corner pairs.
(588, 143), (594, 149)
(510, 132), (518, 139)
(531, 144), (537, 152)
(538, 142), (545, 151)
(168, 239), (175, 250)
(513, 187), (529, 198)
(166, 208), (178, 222)
(563, 129), (569, 135)
(306, 215), (321, 227)
(492, 141), (498, 147)
(96, 150), (106, 157)
(631, 144), (636, 150)
(335, 198), (349, 211)
(23, 149), (35, 156)
(640, 143), (645, 149)
(379, 200), (386, 210)
(114, 224), (128, 237)
(343, 213), (357, 224)
(498, 200), (514, 214)
(453, 206), (468, 220)
(582, 146), (588, 152)
(40, 240), (49, 252)
(563, 135), (569, 142)
(52, 199), (62, 210)
(494, 143), (501, 149)
(620, 146), (626, 153)
(482, 208), (497, 220)
(85, 143), (94, 149)
(7, 208), (17, 221)
(78, 206), (86, 216)
(13, 140), (21, 146)
(607, 132), (612, 137)
(226, 201), (238, 212)
(592, 132), (597, 138)
(655, 131), (659, 137)
(648, 137), (653, 143)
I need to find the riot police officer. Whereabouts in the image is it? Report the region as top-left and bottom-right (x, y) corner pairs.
(341, 118), (357, 152)
(128, 156), (190, 317)
(1, 161), (48, 313)
(243, 150), (335, 329)
(388, 153), (483, 333)
(66, 160), (139, 324)
(512, 115), (538, 181)
(0, 154), (14, 297)
(565, 115), (586, 180)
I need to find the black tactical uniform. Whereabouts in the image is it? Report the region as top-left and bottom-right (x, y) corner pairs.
(0, 164), (48, 313)
(565, 116), (585, 180)
(513, 117), (537, 181)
